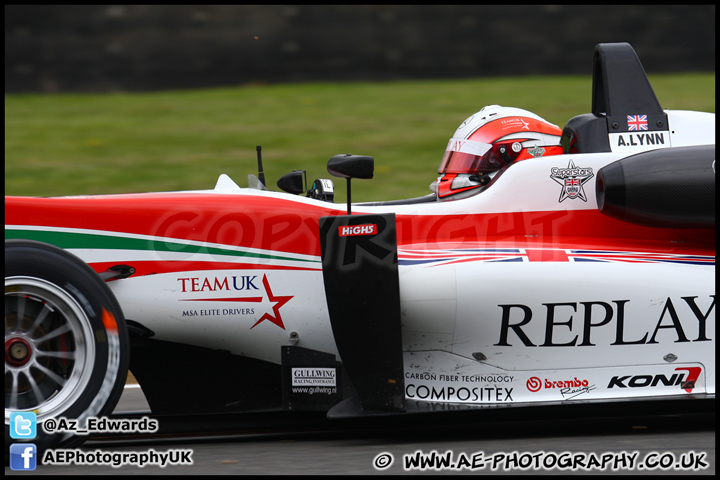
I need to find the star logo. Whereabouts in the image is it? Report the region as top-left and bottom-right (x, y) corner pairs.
(550, 160), (594, 202)
(250, 274), (293, 330)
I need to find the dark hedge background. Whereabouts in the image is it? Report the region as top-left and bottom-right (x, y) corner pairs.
(5, 5), (715, 93)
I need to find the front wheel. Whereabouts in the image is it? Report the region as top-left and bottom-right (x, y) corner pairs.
(5, 240), (129, 458)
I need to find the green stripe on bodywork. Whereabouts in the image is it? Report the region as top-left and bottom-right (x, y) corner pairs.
(5, 229), (318, 264)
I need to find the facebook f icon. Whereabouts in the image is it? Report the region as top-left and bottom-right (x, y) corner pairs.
(10, 411), (37, 439)
(10, 443), (37, 471)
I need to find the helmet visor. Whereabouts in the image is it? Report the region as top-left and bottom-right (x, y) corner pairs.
(438, 138), (515, 175)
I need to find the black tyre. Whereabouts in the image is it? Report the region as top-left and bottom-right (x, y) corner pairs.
(5, 240), (129, 458)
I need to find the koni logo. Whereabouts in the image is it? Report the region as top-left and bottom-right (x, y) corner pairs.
(607, 367), (702, 392)
(338, 224), (377, 237)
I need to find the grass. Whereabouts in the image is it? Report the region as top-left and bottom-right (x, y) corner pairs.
(5, 73), (715, 202)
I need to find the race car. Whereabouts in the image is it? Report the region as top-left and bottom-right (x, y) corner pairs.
(5, 42), (715, 455)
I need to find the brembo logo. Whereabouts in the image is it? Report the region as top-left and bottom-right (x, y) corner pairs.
(338, 224), (377, 237)
(526, 376), (589, 392)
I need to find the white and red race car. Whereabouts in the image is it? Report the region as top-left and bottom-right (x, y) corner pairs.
(5, 43), (715, 455)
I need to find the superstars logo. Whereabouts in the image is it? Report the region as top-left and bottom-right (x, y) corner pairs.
(527, 145), (545, 157)
(550, 160), (594, 202)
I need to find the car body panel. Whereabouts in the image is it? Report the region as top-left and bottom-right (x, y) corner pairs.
(4, 43), (715, 419)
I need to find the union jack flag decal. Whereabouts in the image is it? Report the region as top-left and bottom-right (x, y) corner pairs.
(627, 114), (648, 131)
(397, 247), (715, 267)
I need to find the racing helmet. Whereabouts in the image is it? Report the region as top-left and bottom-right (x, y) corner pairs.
(432, 105), (564, 199)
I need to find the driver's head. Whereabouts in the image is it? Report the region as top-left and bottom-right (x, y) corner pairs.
(431, 105), (563, 199)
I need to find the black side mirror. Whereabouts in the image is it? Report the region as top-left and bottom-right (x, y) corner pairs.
(327, 154), (374, 215)
(277, 169), (307, 195)
(327, 154), (374, 179)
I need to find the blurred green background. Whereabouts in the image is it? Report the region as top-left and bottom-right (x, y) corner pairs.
(4, 73), (715, 203)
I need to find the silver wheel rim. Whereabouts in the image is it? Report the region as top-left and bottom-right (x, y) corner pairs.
(5, 276), (96, 424)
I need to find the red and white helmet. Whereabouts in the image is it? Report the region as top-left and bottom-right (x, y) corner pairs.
(432, 105), (564, 199)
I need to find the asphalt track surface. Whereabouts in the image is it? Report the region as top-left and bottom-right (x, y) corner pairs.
(7, 385), (715, 475)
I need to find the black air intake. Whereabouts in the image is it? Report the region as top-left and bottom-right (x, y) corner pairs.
(596, 145), (715, 228)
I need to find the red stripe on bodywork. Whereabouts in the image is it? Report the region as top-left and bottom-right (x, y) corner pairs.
(6, 193), (715, 258)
